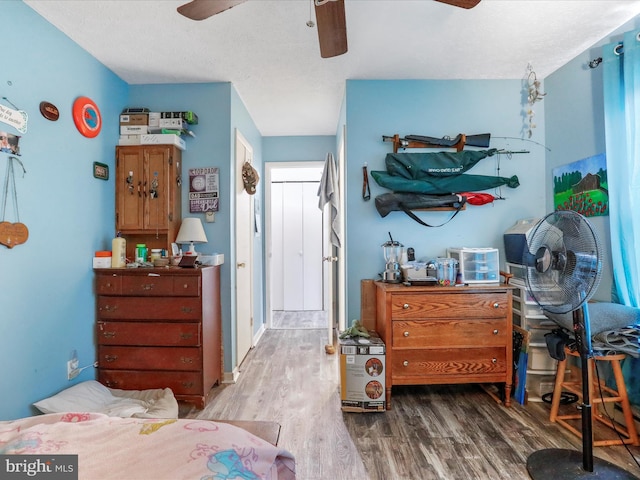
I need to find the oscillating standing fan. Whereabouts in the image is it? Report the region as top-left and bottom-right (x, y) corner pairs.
(523, 210), (638, 479)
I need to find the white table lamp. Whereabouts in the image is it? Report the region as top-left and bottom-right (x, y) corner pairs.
(175, 217), (208, 255)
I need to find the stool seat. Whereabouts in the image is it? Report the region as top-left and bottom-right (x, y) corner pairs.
(549, 347), (639, 447)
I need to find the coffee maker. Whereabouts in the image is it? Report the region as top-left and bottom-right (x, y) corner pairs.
(381, 235), (403, 283)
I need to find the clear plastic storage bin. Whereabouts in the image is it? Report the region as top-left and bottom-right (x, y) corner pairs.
(447, 247), (499, 284)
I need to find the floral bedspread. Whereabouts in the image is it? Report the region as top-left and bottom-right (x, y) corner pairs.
(0, 412), (296, 480)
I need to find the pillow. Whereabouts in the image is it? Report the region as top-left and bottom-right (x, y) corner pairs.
(34, 380), (178, 418)
(109, 385), (179, 419)
(545, 302), (640, 336)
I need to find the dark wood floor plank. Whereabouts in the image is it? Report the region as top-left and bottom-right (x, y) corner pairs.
(183, 325), (640, 479)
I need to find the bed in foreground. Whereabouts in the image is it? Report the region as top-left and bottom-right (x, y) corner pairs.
(0, 412), (296, 479)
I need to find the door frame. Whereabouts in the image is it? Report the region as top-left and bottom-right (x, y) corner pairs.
(264, 161), (325, 329)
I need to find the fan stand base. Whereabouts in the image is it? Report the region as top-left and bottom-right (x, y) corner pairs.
(527, 449), (639, 479)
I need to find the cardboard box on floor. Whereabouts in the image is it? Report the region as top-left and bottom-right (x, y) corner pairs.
(339, 331), (386, 412)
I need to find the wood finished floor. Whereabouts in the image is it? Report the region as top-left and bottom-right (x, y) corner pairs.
(182, 322), (640, 479)
(272, 310), (327, 329)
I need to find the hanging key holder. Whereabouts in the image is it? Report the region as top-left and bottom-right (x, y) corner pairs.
(0, 156), (28, 248)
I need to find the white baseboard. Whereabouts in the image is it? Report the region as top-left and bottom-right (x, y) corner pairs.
(223, 368), (240, 384)
(221, 325), (266, 384)
(253, 323), (266, 345)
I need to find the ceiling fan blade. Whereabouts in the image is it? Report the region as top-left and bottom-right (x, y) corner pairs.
(178, 0), (247, 21)
(315, 0), (348, 58)
(434, 0), (481, 9)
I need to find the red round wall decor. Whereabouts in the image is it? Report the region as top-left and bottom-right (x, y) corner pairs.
(72, 96), (101, 137)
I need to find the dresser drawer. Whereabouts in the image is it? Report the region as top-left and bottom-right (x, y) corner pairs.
(98, 346), (202, 371)
(96, 274), (122, 295)
(392, 347), (507, 377)
(99, 370), (203, 395)
(392, 319), (508, 348)
(122, 275), (201, 297)
(97, 297), (202, 320)
(96, 273), (201, 297)
(97, 322), (201, 346)
(391, 292), (509, 319)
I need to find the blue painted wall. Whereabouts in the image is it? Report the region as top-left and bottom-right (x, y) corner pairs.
(263, 136), (336, 162)
(0, 1), (127, 420)
(343, 79), (548, 322)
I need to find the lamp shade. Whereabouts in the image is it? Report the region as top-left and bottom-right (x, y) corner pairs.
(175, 217), (208, 254)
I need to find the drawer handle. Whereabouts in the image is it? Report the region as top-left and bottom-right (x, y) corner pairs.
(403, 360), (409, 367)
(181, 307), (193, 313)
(181, 357), (194, 364)
(102, 331), (116, 338)
(493, 302), (499, 309)
(180, 333), (193, 340)
(182, 381), (194, 388)
(492, 358), (497, 364)
(403, 303), (409, 310)
(105, 282), (112, 288)
(103, 305), (118, 312)
(182, 283), (189, 289)
(104, 355), (118, 363)
(141, 284), (154, 290)
(104, 380), (119, 388)
(493, 329), (499, 335)
(403, 331), (409, 337)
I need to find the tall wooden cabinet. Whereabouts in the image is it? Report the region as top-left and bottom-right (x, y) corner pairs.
(115, 145), (182, 259)
(375, 282), (514, 408)
(95, 266), (221, 409)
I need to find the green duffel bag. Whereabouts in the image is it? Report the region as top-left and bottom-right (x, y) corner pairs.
(385, 149), (498, 179)
(371, 170), (519, 195)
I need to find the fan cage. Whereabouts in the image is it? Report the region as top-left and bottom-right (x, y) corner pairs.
(523, 211), (602, 314)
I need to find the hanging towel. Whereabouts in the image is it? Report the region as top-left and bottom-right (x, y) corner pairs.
(318, 152), (341, 248)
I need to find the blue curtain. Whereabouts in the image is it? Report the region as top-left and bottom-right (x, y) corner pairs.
(602, 30), (640, 405)
(603, 29), (640, 308)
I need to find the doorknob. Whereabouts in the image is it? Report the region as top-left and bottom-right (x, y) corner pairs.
(237, 262), (246, 268)
(323, 256), (338, 262)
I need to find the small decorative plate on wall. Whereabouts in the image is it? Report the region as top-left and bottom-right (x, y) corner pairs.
(72, 96), (101, 138)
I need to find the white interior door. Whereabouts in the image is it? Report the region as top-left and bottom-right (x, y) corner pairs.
(235, 130), (254, 366)
(270, 183), (284, 311)
(278, 180), (323, 310)
(282, 182), (304, 310)
(302, 182), (323, 310)
(265, 164), (324, 324)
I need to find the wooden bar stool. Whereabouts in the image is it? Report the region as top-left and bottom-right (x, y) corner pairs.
(549, 346), (639, 447)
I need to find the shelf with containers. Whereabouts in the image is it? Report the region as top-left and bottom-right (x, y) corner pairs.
(506, 262), (569, 402)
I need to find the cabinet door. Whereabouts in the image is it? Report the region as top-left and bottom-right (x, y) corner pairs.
(116, 146), (180, 233)
(144, 147), (171, 231)
(116, 147), (144, 231)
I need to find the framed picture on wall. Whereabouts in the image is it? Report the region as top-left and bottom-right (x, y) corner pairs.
(188, 167), (219, 213)
(552, 153), (608, 217)
(93, 162), (109, 180)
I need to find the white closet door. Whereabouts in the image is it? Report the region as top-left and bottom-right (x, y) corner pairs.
(303, 182), (323, 310)
(271, 183), (284, 310)
(282, 182), (304, 310)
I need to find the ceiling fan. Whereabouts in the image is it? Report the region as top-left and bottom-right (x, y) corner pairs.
(177, 0), (481, 58)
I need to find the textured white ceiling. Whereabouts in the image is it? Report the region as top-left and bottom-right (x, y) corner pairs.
(24, 0), (640, 136)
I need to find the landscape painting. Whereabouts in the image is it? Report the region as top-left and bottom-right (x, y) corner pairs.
(552, 153), (608, 217)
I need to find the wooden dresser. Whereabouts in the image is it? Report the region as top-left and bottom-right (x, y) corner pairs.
(95, 266), (221, 409)
(375, 282), (513, 408)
